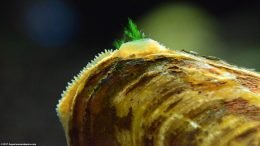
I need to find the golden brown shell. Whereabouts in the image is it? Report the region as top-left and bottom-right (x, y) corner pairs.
(57, 39), (260, 146)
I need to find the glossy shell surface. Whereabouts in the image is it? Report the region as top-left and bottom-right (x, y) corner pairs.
(57, 39), (260, 146)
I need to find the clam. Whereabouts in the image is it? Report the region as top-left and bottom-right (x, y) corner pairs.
(56, 38), (260, 146)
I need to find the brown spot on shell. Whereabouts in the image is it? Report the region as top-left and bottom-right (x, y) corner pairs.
(224, 98), (260, 121)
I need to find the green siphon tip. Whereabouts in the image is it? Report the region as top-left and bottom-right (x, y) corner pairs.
(113, 18), (145, 49)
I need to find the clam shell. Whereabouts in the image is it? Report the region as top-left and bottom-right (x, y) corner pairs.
(57, 39), (260, 146)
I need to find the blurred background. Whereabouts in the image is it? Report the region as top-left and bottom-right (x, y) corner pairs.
(0, 0), (259, 145)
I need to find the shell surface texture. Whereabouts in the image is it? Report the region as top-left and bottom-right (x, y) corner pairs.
(57, 39), (260, 146)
